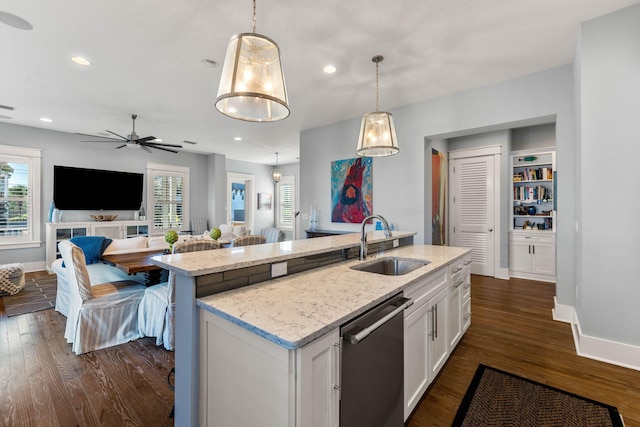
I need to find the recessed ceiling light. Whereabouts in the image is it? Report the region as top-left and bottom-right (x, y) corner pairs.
(234, 137), (242, 141)
(71, 56), (91, 66)
(323, 65), (337, 74)
(40, 117), (52, 123)
(202, 59), (218, 68)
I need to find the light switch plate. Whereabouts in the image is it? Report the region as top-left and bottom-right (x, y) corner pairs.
(272, 262), (288, 278)
(393, 239), (399, 248)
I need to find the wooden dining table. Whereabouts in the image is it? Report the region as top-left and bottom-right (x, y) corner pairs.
(101, 249), (167, 286)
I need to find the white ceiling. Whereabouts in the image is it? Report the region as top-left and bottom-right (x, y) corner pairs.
(1, 0), (638, 165)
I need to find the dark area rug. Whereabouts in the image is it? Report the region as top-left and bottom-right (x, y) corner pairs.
(452, 364), (624, 427)
(2, 275), (57, 317)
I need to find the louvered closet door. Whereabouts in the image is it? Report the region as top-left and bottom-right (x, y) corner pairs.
(450, 155), (495, 276)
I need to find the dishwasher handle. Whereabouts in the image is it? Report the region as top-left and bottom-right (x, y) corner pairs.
(343, 297), (413, 345)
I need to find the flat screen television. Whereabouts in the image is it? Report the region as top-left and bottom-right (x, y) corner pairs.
(54, 165), (144, 211)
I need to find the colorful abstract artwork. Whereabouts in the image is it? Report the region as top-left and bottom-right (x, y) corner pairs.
(331, 157), (372, 223)
(432, 149), (447, 245)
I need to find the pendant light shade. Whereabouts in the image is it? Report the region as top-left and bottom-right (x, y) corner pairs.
(215, 1), (289, 122)
(271, 152), (282, 183)
(356, 55), (399, 157)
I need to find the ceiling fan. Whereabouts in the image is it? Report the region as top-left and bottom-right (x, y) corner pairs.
(79, 114), (183, 153)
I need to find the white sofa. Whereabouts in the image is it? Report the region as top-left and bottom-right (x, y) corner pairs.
(53, 235), (193, 317)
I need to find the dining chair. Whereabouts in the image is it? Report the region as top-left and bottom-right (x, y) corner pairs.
(190, 218), (209, 235)
(138, 239), (221, 350)
(230, 235), (266, 247)
(59, 240), (147, 355)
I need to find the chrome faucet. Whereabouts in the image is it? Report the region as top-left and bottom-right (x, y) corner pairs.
(360, 214), (392, 260)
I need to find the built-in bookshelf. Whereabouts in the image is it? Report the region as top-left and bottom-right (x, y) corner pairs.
(511, 150), (555, 232)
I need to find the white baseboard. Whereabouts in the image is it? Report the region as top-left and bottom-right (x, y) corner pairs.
(22, 261), (47, 273)
(554, 298), (640, 372)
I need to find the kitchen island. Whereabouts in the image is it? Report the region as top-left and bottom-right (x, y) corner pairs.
(151, 232), (470, 426)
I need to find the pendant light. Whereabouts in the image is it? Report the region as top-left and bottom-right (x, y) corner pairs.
(215, 0), (290, 122)
(356, 55), (399, 157)
(271, 152), (282, 183)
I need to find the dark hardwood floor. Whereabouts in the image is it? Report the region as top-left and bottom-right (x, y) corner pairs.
(0, 272), (175, 427)
(407, 275), (640, 426)
(2, 273), (639, 426)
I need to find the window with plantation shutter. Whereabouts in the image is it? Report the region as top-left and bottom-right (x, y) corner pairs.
(0, 145), (41, 249)
(276, 176), (294, 230)
(146, 163), (189, 233)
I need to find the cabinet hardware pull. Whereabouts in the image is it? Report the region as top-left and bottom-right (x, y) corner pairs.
(532, 245), (535, 255)
(464, 283), (471, 289)
(453, 280), (463, 288)
(434, 304), (438, 339)
(429, 307), (435, 341)
(463, 260), (471, 265)
(452, 267), (462, 274)
(529, 245), (531, 254)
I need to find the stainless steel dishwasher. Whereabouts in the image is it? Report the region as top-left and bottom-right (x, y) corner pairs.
(340, 293), (413, 427)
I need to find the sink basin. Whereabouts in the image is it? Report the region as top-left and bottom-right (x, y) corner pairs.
(350, 257), (430, 276)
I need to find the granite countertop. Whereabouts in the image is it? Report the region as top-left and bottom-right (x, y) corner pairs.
(197, 244), (470, 350)
(150, 230), (415, 277)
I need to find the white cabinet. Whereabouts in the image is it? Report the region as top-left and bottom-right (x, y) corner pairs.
(510, 149), (556, 282)
(403, 267), (449, 420)
(296, 328), (340, 427)
(448, 254), (471, 350)
(509, 233), (556, 282)
(199, 308), (339, 427)
(428, 287), (449, 380)
(45, 220), (151, 272)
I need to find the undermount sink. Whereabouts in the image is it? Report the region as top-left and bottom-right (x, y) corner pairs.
(350, 257), (430, 276)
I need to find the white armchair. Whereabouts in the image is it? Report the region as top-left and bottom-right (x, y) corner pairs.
(59, 240), (146, 355)
(138, 239), (221, 350)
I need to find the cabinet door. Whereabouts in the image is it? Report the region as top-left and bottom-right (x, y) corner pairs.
(509, 240), (532, 273)
(532, 243), (556, 276)
(428, 288), (449, 379)
(448, 279), (463, 351)
(297, 329), (340, 427)
(403, 302), (430, 420)
(91, 223), (123, 239)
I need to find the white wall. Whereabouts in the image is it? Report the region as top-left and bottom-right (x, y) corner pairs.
(577, 3), (640, 346)
(301, 64), (576, 306)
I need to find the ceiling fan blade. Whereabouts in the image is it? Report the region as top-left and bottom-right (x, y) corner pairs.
(76, 132), (118, 139)
(148, 145), (179, 154)
(183, 140), (198, 145)
(144, 142), (183, 148)
(81, 139), (124, 143)
(106, 130), (129, 140)
(136, 136), (157, 143)
(140, 145), (152, 153)
(114, 144), (127, 149)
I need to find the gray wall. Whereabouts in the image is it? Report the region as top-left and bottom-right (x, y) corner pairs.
(576, 4), (640, 346)
(300, 64), (576, 307)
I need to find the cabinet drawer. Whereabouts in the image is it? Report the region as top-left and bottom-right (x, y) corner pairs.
(510, 233), (555, 244)
(462, 301), (471, 329)
(404, 268), (448, 316)
(462, 280), (471, 301)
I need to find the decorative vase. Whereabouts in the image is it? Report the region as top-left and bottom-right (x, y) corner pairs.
(48, 200), (55, 222)
(527, 206), (537, 215)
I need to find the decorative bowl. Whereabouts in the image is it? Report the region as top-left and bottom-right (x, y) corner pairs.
(90, 214), (118, 222)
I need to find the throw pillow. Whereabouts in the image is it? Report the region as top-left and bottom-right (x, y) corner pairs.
(67, 236), (106, 265)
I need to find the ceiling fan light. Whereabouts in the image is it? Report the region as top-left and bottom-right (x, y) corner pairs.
(215, 33), (290, 122)
(357, 112), (399, 157)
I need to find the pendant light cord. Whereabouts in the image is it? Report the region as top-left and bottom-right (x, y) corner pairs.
(375, 61), (380, 112)
(252, 0), (257, 33)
